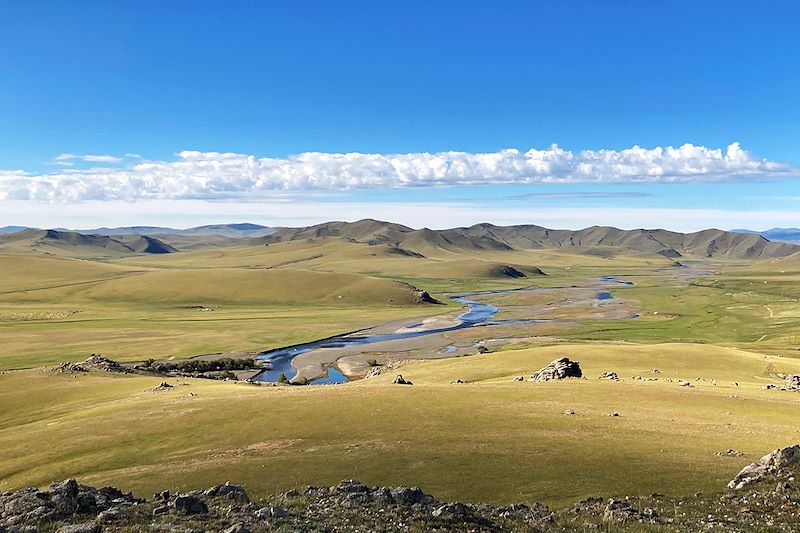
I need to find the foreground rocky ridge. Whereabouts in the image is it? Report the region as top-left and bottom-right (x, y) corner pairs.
(5, 446), (800, 532)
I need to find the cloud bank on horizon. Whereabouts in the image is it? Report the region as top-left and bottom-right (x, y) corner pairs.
(0, 142), (792, 203)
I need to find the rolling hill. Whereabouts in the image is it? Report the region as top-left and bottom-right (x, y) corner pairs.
(0, 229), (176, 257)
(256, 219), (800, 260)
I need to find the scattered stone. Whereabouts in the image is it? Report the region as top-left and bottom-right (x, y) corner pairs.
(598, 371), (619, 380)
(153, 381), (173, 391)
(650, 368), (660, 374)
(603, 498), (640, 522)
(677, 380), (693, 387)
(513, 375), (525, 382)
(728, 445), (800, 490)
(609, 412), (620, 417)
(530, 357), (582, 382)
(717, 449), (743, 457)
(450, 379), (466, 384)
(564, 409), (575, 415)
(392, 374), (412, 385)
(785, 375), (800, 390)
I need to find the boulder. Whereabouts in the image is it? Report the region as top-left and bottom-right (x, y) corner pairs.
(171, 494), (207, 515)
(432, 502), (475, 521)
(598, 371), (618, 380)
(390, 486), (431, 506)
(785, 375), (800, 390)
(530, 358), (582, 381)
(392, 375), (412, 385)
(728, 445), (800, 490)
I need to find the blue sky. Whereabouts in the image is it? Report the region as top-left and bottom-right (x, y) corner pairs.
(1, 1), (799, 230)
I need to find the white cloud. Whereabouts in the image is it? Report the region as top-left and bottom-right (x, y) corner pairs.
(4, 143), (793, 203)
(53, 153), (124, 164)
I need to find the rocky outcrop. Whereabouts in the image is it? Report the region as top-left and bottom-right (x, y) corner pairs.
(393, 374), (413, 385)
(598, 371), (619, 380)
(0, 479), (553, 532)
(728, 445), (800, 490)
(0, 479), (135, 528)
(530, 357), (582, 381)
(51, 355), (128, 375)
(10, 467), (800, 531)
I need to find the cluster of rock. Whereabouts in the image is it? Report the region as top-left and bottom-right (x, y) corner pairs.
(597, 371), (619, 380)
(0, 479), (136, 530)
(9, 451), (800, 532)
(50, 355), (128, 375)
(728, 445), (800, 490)
(765, 374), (800, 392)
(1, 479), (554, 532)
(529, 357), (582, 382)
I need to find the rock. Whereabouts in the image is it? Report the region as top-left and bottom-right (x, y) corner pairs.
(513, 376), (525, 382)
(153, 381), (173, 391)
(153, 505), (169, 515)
(79, 354), (127, 373)
(392, 375), (412, 385)
(171, 494), (207, 514)
(530, 357), (582, 381)
(97, 508), (122, 523)
(51, 362), (87, 374)
(255, 506), (288, 519)
(55, 524), (100, 533)
(222, 524), (250, 533)
(564, 409), (575, 415)
(603, 498), (639, 522)
(48, 480), (79, 515)
(333, 480), (370, 494)
(389, 486), (431, 506)
(728, 445), (800, 490)
(609, 412), (620, 417)
(598, 371), (618, 380)
(450, 379), (466, 384)
(785, 375), (800, 390)
(431, 502), (475, 521)
(677, 380), (693, 387)
(204, 482), (249, 502)
(0, 487), (59, 524)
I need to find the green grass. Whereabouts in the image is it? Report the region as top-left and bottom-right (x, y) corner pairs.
(2, 343), (799, 508)
(4, 240), (800, 509)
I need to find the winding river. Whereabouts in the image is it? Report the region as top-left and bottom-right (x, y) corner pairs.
(254, 294), (500, 384)
(254, 275), (638, 385)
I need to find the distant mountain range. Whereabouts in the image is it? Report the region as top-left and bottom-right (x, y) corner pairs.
(256, 219), (799, 260)
(731, 228), (800, 244)
(0, 229), (176, 256)
(0, 223), (275, 238)
(1, 220), (798, 260)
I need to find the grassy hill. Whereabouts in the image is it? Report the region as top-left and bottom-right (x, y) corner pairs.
(2, 342), (799, 507)
(0, 229), (175, 258)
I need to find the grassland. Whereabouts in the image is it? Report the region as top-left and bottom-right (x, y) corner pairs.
(3, 235), (800, 509)
(2, 343), (799, 508)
